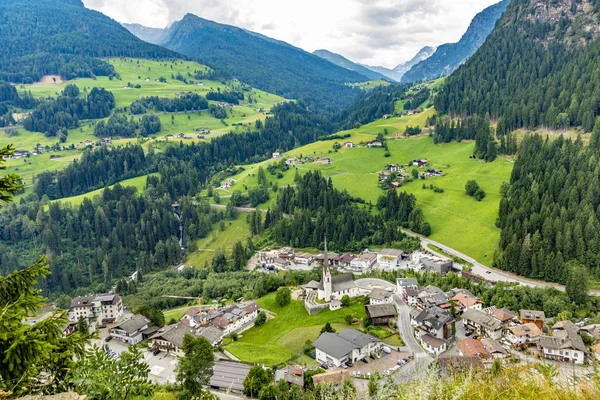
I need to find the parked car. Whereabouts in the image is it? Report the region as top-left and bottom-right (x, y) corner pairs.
(346, 361), (353, 367)
(97, 324), (106, 329)
(320, 363), (329, 370)
(382, 346), (392, 354)
(153, 349), (160, 356)
(104, 336), (112, 342)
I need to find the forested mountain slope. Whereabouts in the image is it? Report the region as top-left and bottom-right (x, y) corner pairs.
(435, 0), (600, 132)
(127, 14), (368, 111)
(312, 49), (390, 81)
(0, 0), (179, 83)
(402, 0), (509, 83)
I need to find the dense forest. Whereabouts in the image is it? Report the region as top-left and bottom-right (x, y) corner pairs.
(23, 84), (115, 136)
(0, 0), (179, 83)
(495, 127), (600, 283)
(435, 0), (600, 132)
(129, 93), (209, 114)
(257, 170), (425, 252)
(0, 184), (224, 296)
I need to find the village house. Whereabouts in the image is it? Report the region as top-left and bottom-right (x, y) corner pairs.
(484, 306), (519, 328)
(100, 137), (112, 146)
(275, 366), (304, 388)
(315, 157), (333, 165)
(462, 309), (503, 340)
(338, 253), (356, 268)
(580, 324), (600, 341)
(313, 329), (382, 367)
(343, 142), (355, 148)
(411, 305), (455, 343)
(420, 257), (453, 275)
(294, 252), (314, 265)
(538, 321), (585, 364)
(109, 314), (150, 345)
(286, 157), (301, 165)
(272, 152), (281, 159)
(365, 303), (397, 325)
(209, 361), (251, 394)
(420, 334), (447, 355)
(313, 252), (340, 267)
(404, 287), (421, 307)
(520, 310), (545, 330)
(451, 292), (483, 314)
(424, 169), (443, 177)
(176, 133), (188, 139)
(220, 178), (235, 190)
(206, 302), (260, 335)
(481, 338), (508, 359)
(457, 338), (489, 359)
(368, 288), (394, 305)
(367, 140), (384, 148)
(417, 286), (450, 310)
(591, 343), (600, 362)
(396, 278), (419, 296)
(412, 159), (428, 168)
(349, 252), (377, 272)
(377, 249), (404, 270)
(506, 323), (543, 346)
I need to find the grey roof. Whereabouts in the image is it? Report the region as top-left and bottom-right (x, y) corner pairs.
(113, 314), (149, 334)
(368, 288), (392, 301)
(463, 309), (502, 331)
(397, 278), (418, 287)
(94, 293), (118, 303)
(365, 304), (397, 319)
(199, 326), (224, 345)
(304, 280), (321, 289)
(150, 324), (198, 349)
(70, 296), (94, 308)
(313, 333), (356, 359)
(275, 366), (304, 386)
(379, 249), (404, 257)
(421, 334), (445, 348)
(481, 338), (506, 354)
(405, 287), (421, 297)
(320, 273), (357, 293)
(580, 324), (600, 339)
(413, 306), (454, 330)
(339, 253), (356, 264)
(313, 330), (380, 359)
(520, 310), (545, 321)
(210, 361), (252, 392)
(549, 320), (586, 352)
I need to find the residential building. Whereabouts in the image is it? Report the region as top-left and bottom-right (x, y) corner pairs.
(396, 278), (419, 296)
(457, 338), (489, 359)
(350, 252), (377, 271)
(451, 292), (483, 313)
(411, 306), (455, 341)
(420, 334), (447, 355)
(315, 157), (332, 165)
(294, 252), (314, 265)
(404, 287), (421, 307)
(538, 321), (585, 364)
(339, 253), (356, 268)
(275, 366), (304, 387)
(368, 288), (394, 305)
(484, 306), (519, 328)
(272, 152), (281, 159)
(580, 324), (600, 341)
(343, 142), (355, 148)
(148, 324), (199, 357)
(93, 293), (123, 324)
(377, 249), (404, 269)
(206, 302), (260, 334)
(506, 323), (542, 346)
(462, 309), (503, 340)
(110, 314), (149, 345)
(69, 296), (94, 320)
(417, 286), (449, 310)
(209, 361), (252, 394)
(591, 343), (600, 362)
(199, 326), (225, 347)
(365, 304), (397, 325)
(520, 310), (545, 330)
(481, 338), (507, 359)
(313, 329), (382, 367)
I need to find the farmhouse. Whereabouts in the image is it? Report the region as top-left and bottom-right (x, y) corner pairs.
(109, 314), (149, 345)
(344, 142), (355, 148)
(368, 288), (394, 305)
(412, 159), (428, 168)
(367, 140), (384, 148)
(349, 252), (377, 272)
(365, 303), (397, 325)
(100, 137), (112, 146)
(148, 324), (198, 356)
(176, 133), (188, 139)
(272, 152), (281, 159)
(313, 330), (382, 367)
(377, 248), (404, 269)
(315, 157), (333, 165)
(462, 309), (503, 340)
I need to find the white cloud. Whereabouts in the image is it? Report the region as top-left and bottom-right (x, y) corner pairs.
(83, 0), (501, 68)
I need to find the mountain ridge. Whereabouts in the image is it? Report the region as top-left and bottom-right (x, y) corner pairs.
(312, 49), (390, 81)
(359, 46), (436, 82)
(401, 0), (509, 83)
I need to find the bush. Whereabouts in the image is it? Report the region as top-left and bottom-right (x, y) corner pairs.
(465, 180), (480, 196)
(255, 310), (267, 327)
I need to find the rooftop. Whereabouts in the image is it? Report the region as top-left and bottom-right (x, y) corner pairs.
(463, 309), (502, 331)
(379, 249), (404, 257)
(368, 288), (392, 301)
(457, 338), (489, 358)
(365, 303), (397, 319)
(520, 310), (545, 321)
(210, 361), (252, 392)
(112, 314), (149, 334)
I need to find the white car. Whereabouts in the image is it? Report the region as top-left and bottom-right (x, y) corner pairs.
(382, 346), (392, 354)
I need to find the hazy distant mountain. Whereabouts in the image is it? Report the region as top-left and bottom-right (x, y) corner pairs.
(360, 46), (436, 82)
(124, 14), (368, 110)
(312, 49), (390, 81)
(401, 0), (509, 83)
(122, 23), (169, 45)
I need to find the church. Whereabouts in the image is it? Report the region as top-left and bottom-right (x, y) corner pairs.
(316, 239), (359, 301)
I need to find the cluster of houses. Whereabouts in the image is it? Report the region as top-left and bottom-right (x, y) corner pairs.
(378, 159), (442, 189)
(220, 177), (235, 190)
(166, 133), (191, 140)
(2, 149), (31, 160)
(395, 277), (597, 365)
(279, 155), (333, 165)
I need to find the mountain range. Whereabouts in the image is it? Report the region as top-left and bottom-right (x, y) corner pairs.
(359, 46), (437, 82)
(0, 0), (179, 83)
(312, 49), (390, 81)
(401, 0), (509, 83)
(124, 14), (368, 111)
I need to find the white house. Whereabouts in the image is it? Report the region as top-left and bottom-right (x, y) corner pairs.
(377, 249), (404, 270)
(69, 296), (95, 320)
(420, 334), (447, 355)
(350, 253), (377, 271)
(68, 293), (123, 323)
(368, 288), (394, 305)
(148, 324), (199, 357)
(110, 314), (149, 344)
(538, 321), (586, 364)
(272, 152), (281, 159)
(506, 323), (542, 346)
(313, 330), (382, 367)
(462, 309), (503, 340)
(294, 252), (314, 265)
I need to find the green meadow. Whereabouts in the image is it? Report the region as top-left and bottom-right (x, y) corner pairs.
(223, 109), (514, 266)
(225, 292), (367, 366)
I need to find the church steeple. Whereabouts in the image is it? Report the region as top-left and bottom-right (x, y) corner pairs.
(323, 235), (332, 301)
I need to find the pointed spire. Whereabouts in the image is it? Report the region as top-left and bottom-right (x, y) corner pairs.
(323, 235), (328, 268)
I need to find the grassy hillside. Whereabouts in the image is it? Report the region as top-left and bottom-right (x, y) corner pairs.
(225, 291), (367, 366)
(220, 109), (513, 266)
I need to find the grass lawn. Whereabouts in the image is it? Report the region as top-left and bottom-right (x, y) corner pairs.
(184, 213), (253, 268)
(164, 306), (194, 322)
(225, 292), (367, 366)
(222, 110), (513, 266)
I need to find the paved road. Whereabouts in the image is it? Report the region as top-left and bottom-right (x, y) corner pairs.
(355, 278), (396, 292)
(392, 294), (433, 383)
(402, 229), (600, 296)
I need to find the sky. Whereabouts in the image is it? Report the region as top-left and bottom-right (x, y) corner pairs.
(83, 0), (501, 68)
